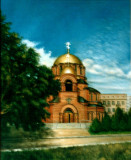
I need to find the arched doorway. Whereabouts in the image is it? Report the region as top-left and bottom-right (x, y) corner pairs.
(65, 80), (72, 91)
(63, 108), (74, 123)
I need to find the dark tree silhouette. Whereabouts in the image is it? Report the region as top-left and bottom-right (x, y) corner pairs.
(1, 12), (61, 131)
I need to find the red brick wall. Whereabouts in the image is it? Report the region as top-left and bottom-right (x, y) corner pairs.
(45, 61), (104, 123)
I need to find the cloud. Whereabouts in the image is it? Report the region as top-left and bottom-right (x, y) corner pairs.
(35, 48), (56, 67)
(22, 39), (38, 48)
(127, 71), (131, 79)
(22, 39), (56, 68)
(83, 58), (130, 80)
(22, 39), (131, 95)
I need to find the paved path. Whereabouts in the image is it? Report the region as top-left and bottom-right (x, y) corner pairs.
(52, 128), (90, 137)
(1, 129), (131, 152)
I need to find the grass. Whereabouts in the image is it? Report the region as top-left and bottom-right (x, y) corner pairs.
(89, 130), (131, 135)
(1, 126), (54, 139)
(1, 143), (131, 160)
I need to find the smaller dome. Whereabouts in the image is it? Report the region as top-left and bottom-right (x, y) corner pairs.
(61, 66), (75, 75)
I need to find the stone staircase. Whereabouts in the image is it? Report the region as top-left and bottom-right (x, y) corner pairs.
(46, 123), (91, 129)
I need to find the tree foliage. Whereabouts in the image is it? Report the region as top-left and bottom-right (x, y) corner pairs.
(89, 118), (101, 133)
(101, 112), (111, 131)
(1, 12), (61, 131)
(89, 107), (131, 133)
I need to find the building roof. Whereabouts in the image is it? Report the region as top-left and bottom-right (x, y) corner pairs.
(77, 79), (87, 84)
(54, 53), (82, 65)
(88, 103), (103, 107)
(84, 87), (100, 93)
(78, 96), (88, 103)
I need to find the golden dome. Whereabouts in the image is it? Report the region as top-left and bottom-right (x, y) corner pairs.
(54, 53), (82, 65)
(61, 66), (75, 75)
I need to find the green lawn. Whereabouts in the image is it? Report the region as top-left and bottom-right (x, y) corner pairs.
(1, 143), (131, 160)
(89, 131), (131, 135)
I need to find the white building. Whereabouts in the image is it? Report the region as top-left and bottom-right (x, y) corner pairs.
(127, 96), (131, 111)
(100, 94), (127, 116)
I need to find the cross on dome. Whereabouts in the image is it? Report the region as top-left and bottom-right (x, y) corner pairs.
(66, 42), (71, 53)
(65, 42), (71, 65)
(66, 42), (71, 49)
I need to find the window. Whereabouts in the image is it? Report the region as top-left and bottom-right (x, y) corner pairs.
(112, 108), (115, 112)
(117, 101), (120, 105)
(107, 101), (110, 105)
(91, 93), (93, 101)
(87, 112), (89, 120)
(122, 101), (125, 105)
(80, 67), (82, 75)
(103, 101), (106, 105)
(60, 66), (62, 73)
(75, 65), (77, 72)
(96, 94), (97, 101)
(112, 101), (115, 105)
(91, 112), (93, 120)
(108, 108), (111, 112)
(65, 80), (72, 91)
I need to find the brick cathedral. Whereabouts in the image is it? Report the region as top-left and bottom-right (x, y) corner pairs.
(46, 43), (104, 123)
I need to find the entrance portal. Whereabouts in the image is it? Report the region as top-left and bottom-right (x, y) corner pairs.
(63, 108), (74, 123)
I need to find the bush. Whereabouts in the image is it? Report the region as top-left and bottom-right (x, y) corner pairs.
(111, 115), (119, 131)
(101, 112), (111, 131)
(111, 107), (126, 131)
(119, 119), (128, 131)
(127, 116), (131, 131)
(90, 107), (131, 133)
(89, 118), (101, 133)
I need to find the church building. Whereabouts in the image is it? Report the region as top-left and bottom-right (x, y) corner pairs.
(46, 43), (104, 123)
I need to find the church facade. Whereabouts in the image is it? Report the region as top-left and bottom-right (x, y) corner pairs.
(46, 43), (104, 123)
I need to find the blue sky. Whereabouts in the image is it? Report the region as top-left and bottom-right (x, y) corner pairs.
(2, 0), (131, 95)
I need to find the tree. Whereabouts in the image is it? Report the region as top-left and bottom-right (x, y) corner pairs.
(101, 112), (111, 131)
(111, 107), (124, 131)
(89, 118), (101, 133)
(89, 107), (131, 133)
(1, 12), (61, 131)
(127, 108), (131, 131)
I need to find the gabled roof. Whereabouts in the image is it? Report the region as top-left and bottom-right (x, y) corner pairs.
(78, 96), (88, 103)
(88, 102), (103, 107)
(84, 87), (100, 93)
(77, 79), (87, 84)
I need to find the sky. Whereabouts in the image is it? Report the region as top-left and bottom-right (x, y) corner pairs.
(2, 0), (131, 95)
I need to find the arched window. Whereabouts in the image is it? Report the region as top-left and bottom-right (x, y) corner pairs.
(65, 80), (72, 91)
(91, 93), (93, 101)
(91, 112), (93, 120)
(60, 65), (62, 73)
(65, 108), (73, 113)
(75, 65), (77, 73)
(96, 94), (97, 101)
(80, 67), (82, 75)
(87, 112), (89, 120)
